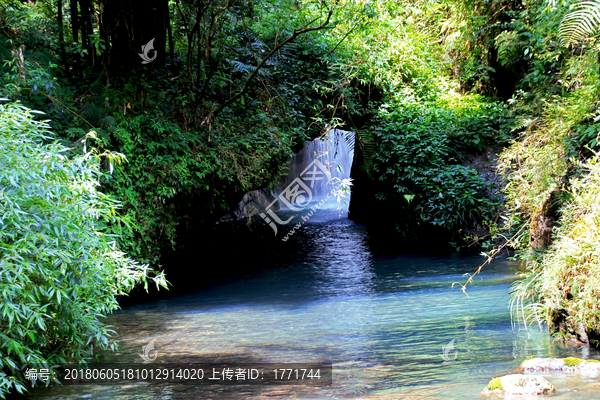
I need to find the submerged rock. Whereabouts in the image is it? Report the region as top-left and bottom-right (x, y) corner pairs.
(482, 374), (555, 396)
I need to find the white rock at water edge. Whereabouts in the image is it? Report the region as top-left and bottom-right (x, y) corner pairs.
(482, 374), (555, 396)
(520, 357), (600, 377)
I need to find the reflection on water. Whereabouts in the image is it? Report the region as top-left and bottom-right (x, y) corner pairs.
(27, 214), (600, 399)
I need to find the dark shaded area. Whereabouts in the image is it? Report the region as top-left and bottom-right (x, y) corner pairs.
(548, 309), (600, 349)
(488, 46), (526, 101)
(349, 156), (455, 254)
(119, 206), (456, 307)
(119, 218), (306, 306)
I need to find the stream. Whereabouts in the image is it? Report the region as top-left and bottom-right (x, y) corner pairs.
(27, 213), (600, 399)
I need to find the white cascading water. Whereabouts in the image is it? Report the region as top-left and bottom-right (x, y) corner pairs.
(273, 129), (354, 216)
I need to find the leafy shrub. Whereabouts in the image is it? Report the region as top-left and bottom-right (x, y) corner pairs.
(498, 44), (600, 257)
(422, 165), (497, 228)
(493, 1), (600, 337)
(0, 1), (58, 106)
(71, 99), (308, 264)
(533, 155), (600, 329)
(370, 98), (506, 233)
(0, 101), (166, 397)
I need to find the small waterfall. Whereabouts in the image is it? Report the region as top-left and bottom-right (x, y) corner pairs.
(273, 129), (354, 215)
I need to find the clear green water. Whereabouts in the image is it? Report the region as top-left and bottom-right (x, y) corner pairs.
(27, 216), (600, 399)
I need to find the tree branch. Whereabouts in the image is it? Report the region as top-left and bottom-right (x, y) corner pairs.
(203, 9), (334, 127)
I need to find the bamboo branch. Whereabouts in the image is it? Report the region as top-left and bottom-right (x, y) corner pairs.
(452, 222), (529, 296)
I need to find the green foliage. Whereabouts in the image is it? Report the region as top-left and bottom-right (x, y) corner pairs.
(0, 1), (58, 102)
(3, 0), (511, 258)
(0, 1), (54, 50)
(441, 0), (518, 94)
(498, 122), (569, 232)
(498, 34), (600, 257)
(477, 0), (600, 336)
(532, 155), (600, 328)
(559, 0), (600, 46)
(53, 60), (318, 263)
(369, 96), (510, 233)
(424, 165), (497, 228)
(441, 0), (572, 98)
(355, 130), (377, 178)
(315, 0), (466, 104)
(0, 0), (356, 264)
(0, 102), (166, 398)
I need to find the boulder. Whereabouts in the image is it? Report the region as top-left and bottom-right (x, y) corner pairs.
(519, 357), (569, 372)
(218, 189), (276, 222)
(519, 357), (600, 376)
(482, 374), (555, 396)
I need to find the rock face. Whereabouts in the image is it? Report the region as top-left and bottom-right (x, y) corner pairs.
(547, 308), (600, 347)
(519, 357), (600, 377)
(483, 358), (600, 397)
(529, 189), (560, 249)
(218, 189), (276, 222)
(529, 210), (554, 248)
(460, 147), (505, 241)
(482, 374), (555, 396)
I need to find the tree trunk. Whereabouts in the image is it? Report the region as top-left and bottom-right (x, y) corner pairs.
(98, 0), (110, 66)
(80, 0), (90, 62)
(57, 0), (66, 63)
(70, 0), (79, 44)
(103, 0), (167, 74)
(167, 0), (173, 59)
(84, 0), (95, 65)
(69, 0), (80, 72)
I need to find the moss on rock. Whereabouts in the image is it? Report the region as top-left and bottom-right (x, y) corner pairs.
(486, 377), (502, 391)
(564, 357), (583, 367)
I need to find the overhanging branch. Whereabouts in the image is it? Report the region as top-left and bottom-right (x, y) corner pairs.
(203, 9), (334, 127)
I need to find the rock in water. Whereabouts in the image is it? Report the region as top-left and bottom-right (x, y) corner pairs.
(519, 357), (570, 372)
(482, 374), (555, 396)
(519, 357), (600, 376)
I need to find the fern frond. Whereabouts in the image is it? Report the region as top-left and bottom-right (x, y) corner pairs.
(559, 0), (600, 46)
(495, 31), (519, 66)
(250, 41), (268, 52)
(229, 60), (269, 76)
(356, 130), (376, 178)
(230, 60), (251, 73)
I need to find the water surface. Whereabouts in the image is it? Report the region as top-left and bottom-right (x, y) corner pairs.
(28, 215), (600, 399)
